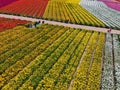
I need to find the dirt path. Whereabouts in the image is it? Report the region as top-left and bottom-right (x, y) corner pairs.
(0, 14), (120, 34)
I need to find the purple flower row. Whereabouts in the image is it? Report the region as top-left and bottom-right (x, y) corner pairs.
(0, 0), (18, 8)
(99, 0), (120, 11)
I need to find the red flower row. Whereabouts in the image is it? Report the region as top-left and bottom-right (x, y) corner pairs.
(0, 17), (28, 32)
(0, 0), (49, 18)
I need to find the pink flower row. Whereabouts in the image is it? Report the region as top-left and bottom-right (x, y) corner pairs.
(0, 0), (18, 8)
(99, 0), (120, 11)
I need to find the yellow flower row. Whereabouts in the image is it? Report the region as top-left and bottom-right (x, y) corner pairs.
(86, 33), (105, 90)
(36, 29), (82, 90)
(32, 30), (79, 89)
(1, 26), (72, 90)
(71, 32), (100, 90)
(54, 31), (93, 90)
(0, 25), (52, 70)
(0, 24), (106, 90)
(43, 1), (105, 27)
(0, 24), (65, 89)
(49, 0), (81, 3)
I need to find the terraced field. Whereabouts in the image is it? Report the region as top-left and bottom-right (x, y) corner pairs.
(0, 24), (106, 90)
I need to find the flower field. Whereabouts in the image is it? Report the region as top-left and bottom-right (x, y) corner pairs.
(43, 1), (105, 27)
(0, 24), (107, 90)
(0, 17), (28, 32)
(71, 32), (105, 90)
(0, 0), (120, 89)
(0, 0), (49, 18)
(80, 0), (120, 29)
(0, 22), (120, 89)
(0, 0), (106, 27)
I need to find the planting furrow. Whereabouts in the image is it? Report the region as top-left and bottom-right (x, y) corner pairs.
(54, 31), (93, 90)
(86, 33), (105, 90)
(68, 31), (92, 90)
(84, 32), (100, 89)
(71, 32), (99, 90)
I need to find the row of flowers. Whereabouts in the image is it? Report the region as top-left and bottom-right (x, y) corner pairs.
(53, 31), (93, 90)
(0, 0), (18, 8)
(1, 25), (72, 89)
(0, 24), (65, 88)
(99, 0), (120, 11)
(0, 0), (49, 18)
(0, 26), (43, 65)
(48, 0), (80, 3)
(101, 33), (114, 90)
(43, 1), (106, 27)
(0, 26), (27, 47)
(71, 32), (101, 89)
(86, 33), (105, 90)
(0, 17), (28, 32)
(113, 34), (120, 90)
(0, 24), (51, 74)
(80, 0), (120, 29)
(36, 30), (87, 90)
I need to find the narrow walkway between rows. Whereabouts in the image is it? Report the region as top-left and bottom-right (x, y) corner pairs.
(0, 14), (120, 34)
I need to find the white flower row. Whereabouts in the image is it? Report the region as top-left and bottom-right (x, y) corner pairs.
(101, 34), (114, 90)
(79, 0), (120, 28)
(113, 34), (120, 90)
